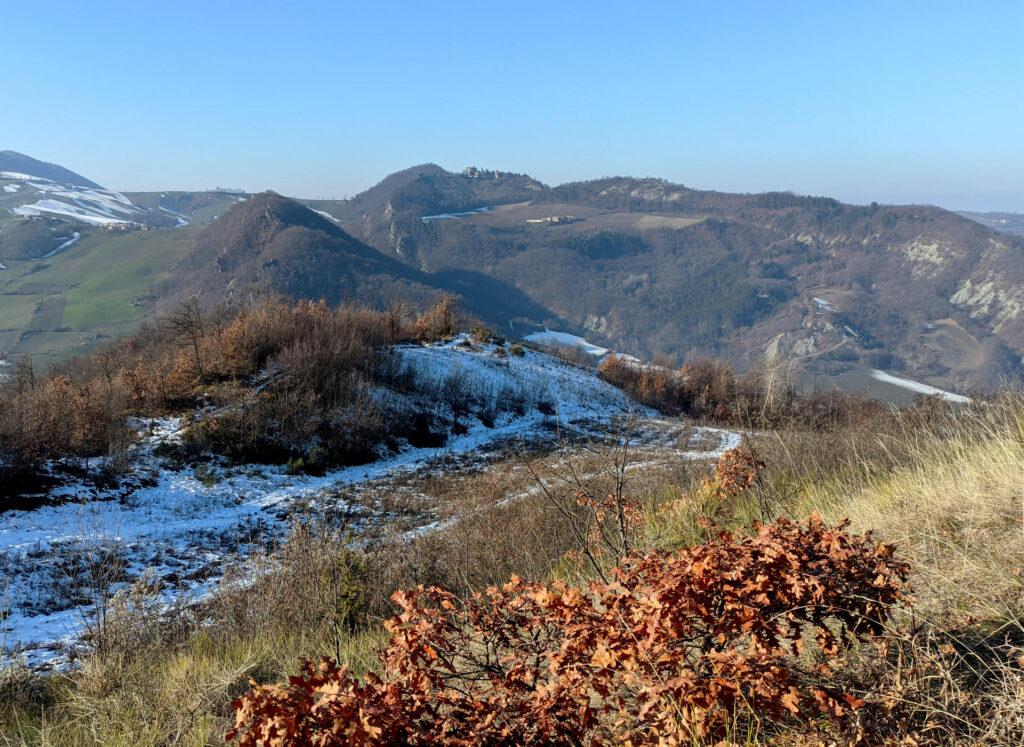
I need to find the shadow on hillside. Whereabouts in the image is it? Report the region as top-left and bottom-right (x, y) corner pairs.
(432, 268), (565, 331)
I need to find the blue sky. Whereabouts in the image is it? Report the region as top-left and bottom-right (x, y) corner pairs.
(3, 1), (1021, 210)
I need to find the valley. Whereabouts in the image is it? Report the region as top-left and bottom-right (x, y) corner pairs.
(4, 7), (1022, 743)
(2, 154), (1020, 396)
(0, 227), (198, 365)
(0, 151), (1013, 684)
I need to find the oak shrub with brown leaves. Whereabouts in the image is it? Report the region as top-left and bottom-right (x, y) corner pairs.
(228, 515), (908, 745)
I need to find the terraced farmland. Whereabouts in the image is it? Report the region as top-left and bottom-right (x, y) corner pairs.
(27, 296), (65, 331)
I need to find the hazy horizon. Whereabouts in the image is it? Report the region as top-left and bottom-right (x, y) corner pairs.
(4, 1), (1022, 212)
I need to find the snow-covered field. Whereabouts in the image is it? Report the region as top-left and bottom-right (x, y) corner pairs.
(420, 206), (492, 222)
(8, 176), (144, 227)
(1, 173), (189, 231)
(1, 338), (734, 669)
(525, 329), (610, 358)
(869, 369), (970, 403)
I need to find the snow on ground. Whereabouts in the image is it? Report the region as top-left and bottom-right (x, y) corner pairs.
(870, 370), (970, 403)
(0, 172), (38, 181)
(1, 413), (530, 667)
(3, 338), (729, 669)
(41, 232), (81, 259)
(396, 335), (638, 420)
(524, 329), (610, 358)
(3, 184), (20, 193)
(311, 208), (341, 223)
(420, 206), (492, 223)
(7, 175), (143, 226)
(13, 199), (134, 226)
(159, 205), (189, 226)
(813, 297), (834, 312)
(523, 329), (650, 368)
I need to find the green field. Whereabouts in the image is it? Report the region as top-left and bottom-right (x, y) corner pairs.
(0, 227), (198, 364)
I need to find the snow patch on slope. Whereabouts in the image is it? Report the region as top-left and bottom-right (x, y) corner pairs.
(159, 205), (189, 226)
(525, 329), (610, 358)
(869, 370), (970, 403)
(41, 232), (81, 259)
(311, 208), (341, 223)
(420, 206), (492, 222)
(7, 175), (143, 226)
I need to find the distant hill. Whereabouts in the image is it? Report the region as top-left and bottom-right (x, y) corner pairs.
(958, 211), (1024, 236)
(0, 151), (256, 259)
(4, 159), (1022, 391)
(157, 192), (552, 328)
(324, 167), (1024, 390)
(301, 164), (545, 259)
(160, 192), (437, 310)
(0, 150), (102, 188)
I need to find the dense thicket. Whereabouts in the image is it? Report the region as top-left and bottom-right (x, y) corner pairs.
(596, 352), (886, 429)
(0, 296), (460, 496)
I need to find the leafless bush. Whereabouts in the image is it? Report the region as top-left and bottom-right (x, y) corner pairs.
(0, 357), (134, 497)
(599, 352), (893, 430)
(411, 295), (459, 341)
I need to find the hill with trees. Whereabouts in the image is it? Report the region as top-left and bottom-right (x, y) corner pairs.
(313, 167), (1024, 390)
(159, 191), (556, 329)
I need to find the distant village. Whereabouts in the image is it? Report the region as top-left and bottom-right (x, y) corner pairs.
(462, 166), (528, 179)
(526, 215), (581, 226)
(103, 221), (149, 232)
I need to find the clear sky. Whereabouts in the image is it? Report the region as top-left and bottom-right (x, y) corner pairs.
(3, 1), (1021, 211)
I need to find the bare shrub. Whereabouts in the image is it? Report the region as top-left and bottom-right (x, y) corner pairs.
(411, 295), (458, 341)
(599, 352), (892, 430)
(1, 296), (466, 498)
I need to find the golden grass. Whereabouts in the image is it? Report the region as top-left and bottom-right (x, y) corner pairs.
(4, 398), (1023, 745)
(791, 403), (1024, 627)
(1, 627), (387, 746)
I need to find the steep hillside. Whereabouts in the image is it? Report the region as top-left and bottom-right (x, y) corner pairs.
(161, 192), (434, 310)
(339, 169), (1024, 389)
(0, 150), (101, 188)
(302, 164), (545, 260)
(159, 192), (554, 328)
(0, 153), (246, 261)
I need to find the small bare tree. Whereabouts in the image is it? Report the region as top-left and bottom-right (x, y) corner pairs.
(59, 518), (129, 661)
(522, 414), (654, 581)
(164, 297), (206, 379)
